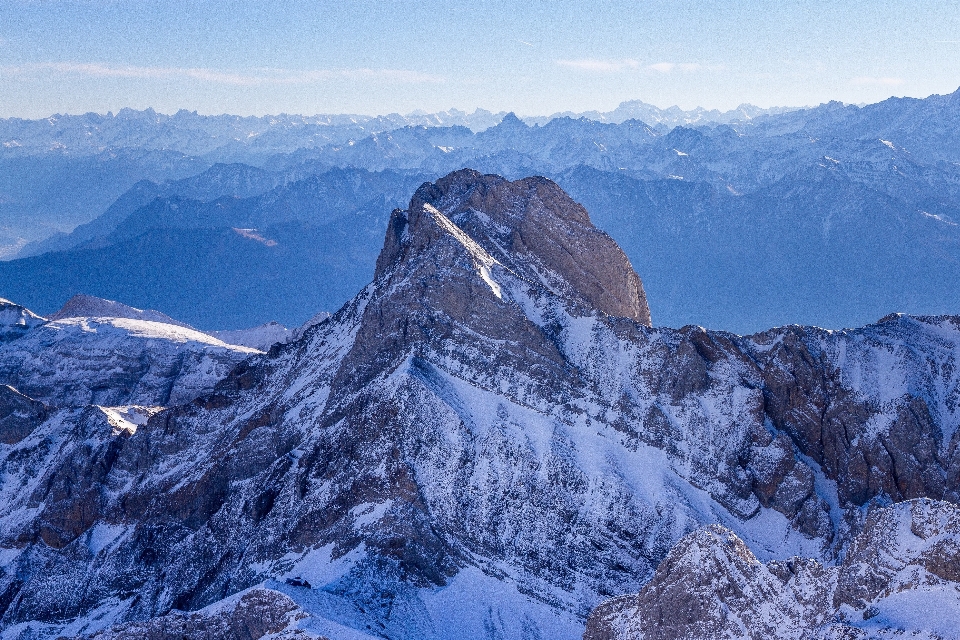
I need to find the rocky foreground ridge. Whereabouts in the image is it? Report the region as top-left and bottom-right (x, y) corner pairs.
(585, 498), (960, 640)
(0, 170), (958, 639)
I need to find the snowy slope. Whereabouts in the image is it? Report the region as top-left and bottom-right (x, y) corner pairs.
(0, 298), (46, 343)
(0, 315), (258, 408)
(0, 171), (957, 639)
(50, 294), (196, 329)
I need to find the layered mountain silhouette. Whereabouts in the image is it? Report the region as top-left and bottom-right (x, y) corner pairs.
(0, 168), (429, 329)
(4, 89), (960, 332)
(0, 171), (957, 639)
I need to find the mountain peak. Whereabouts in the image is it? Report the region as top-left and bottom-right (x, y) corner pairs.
(0, 298), (46, 342)
(50, 294), (195, 329)
(375, 169), (651, 325)
(498, 112), (526, 128)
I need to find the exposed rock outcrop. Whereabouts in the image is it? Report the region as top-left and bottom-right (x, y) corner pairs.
(377, 169), (651, 324)
(75, 587), (317, 640)
(0, 385), (47, 445)
(584, 499), (960, 640)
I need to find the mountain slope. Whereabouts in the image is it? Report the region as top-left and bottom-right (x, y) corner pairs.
(0, 313), (259, 409)
(0, 298), (46, 343)
(0, 171), (958, 639)
(50, 294), (195, 328)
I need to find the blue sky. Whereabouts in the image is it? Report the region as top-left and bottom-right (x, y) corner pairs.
(2, 0), (960, 117)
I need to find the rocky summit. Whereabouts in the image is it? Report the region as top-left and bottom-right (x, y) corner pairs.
(0, 170), (958, 639)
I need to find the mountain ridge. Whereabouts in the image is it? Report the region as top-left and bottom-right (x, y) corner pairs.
(1, 170), (958, 638)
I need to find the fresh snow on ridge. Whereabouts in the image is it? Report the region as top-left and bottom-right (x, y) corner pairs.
(50, 293), (196, 329)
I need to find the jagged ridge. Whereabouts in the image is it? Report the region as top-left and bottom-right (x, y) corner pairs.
(0, 170), (957, 640)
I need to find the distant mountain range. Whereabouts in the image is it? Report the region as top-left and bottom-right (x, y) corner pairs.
(0, 168), (428, 329)
(1, 90), (959, 332)
(0, 100), (796, 157)
(0, 101), (791, 249)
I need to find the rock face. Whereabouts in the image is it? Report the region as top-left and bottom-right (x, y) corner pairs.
(77, 587), (316, 640)
(0, 170), (958, 639)
(377, 169), (651, 325)
(0, 385), (47, 445)
(584, 525), (834, 640)
(584, 498), (960, 640)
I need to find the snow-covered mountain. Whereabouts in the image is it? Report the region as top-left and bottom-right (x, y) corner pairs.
(0, 298), (45, 343)
(50, 294), (196, 328)
(0, 306), (258, 409)
(0, 103), (787, 158)
(0, 170), (956, 639)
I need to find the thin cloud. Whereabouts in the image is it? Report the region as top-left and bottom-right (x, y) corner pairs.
(556, 58), (642, 72)
(0, 62), (444, 85)
(648, 62), (708, 73)
(557, 59), (721, 74)
(851, 76), (904, 87)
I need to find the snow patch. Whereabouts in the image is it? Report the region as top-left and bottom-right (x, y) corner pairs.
(424, 203), (502, 299)
(863, 582), (960, 638)
(232, 227), (278, 246)
(279, 543), (367, 588)
(95, 405), (164, 435)
(920, 211), (956, 225)
(87, 523), (128, 555)
(350, 500), (393, 529)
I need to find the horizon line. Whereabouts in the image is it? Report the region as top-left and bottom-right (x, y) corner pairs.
(3, 85), (958, 122)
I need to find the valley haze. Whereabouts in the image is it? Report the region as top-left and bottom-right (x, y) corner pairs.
(3, 89), (960, 333)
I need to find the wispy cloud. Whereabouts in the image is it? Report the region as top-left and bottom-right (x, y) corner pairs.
(851, 76), (904, 87)
(0, 62), (444, 85)
(647, 62), (710, 73)
(557, 58), (721, 74)
(556, 58), (642, 72)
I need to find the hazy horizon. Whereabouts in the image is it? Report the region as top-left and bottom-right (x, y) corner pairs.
(4, 89), (951, 122)
(3, 0), (959, 119)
